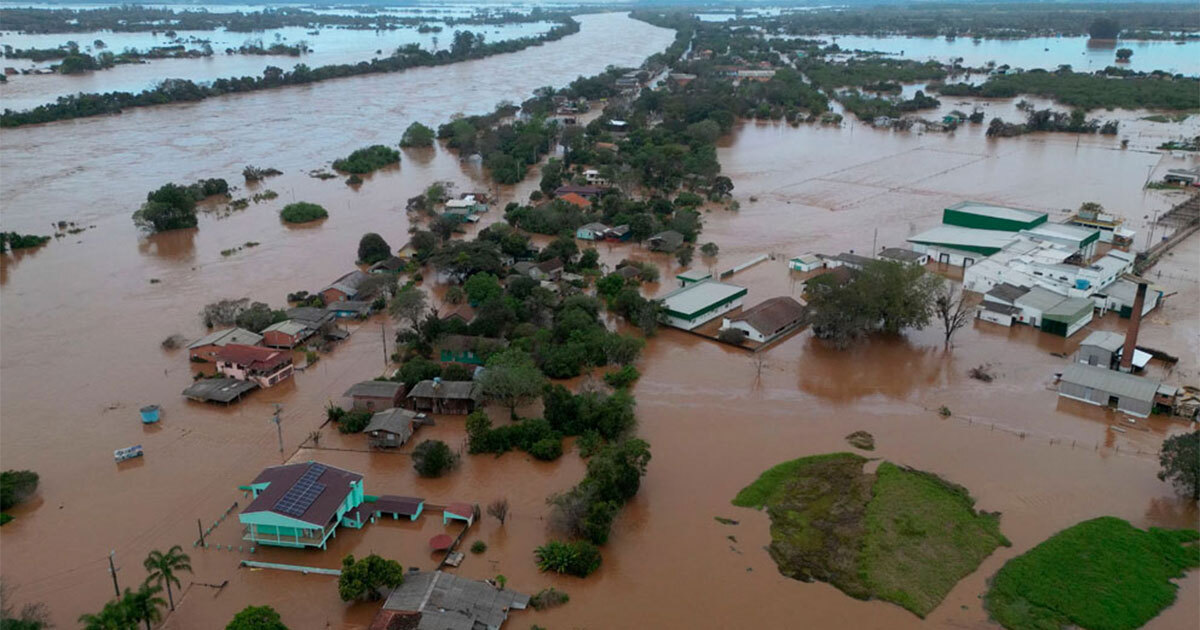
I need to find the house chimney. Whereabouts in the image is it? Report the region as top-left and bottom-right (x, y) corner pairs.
(1119, 281), (1148, 373)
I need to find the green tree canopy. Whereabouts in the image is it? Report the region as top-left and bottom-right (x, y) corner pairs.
(1158, 432), (1199, 500)
(400, 121), (435, 148)
(412, 439), (457, 477)
(357, 232), (391, 264)
(279, 202), (328, 224)
(226, 605), (288, 630)
(338, 554), (404, 601)
(480, 349), (547, 415)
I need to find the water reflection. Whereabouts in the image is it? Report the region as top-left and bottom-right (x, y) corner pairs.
(136, 228), (196, 261)
(796, 334), (947, 403)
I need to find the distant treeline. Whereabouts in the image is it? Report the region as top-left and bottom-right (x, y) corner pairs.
(934, 68), (1200, 110)
(0, 5), (569, 34)
(0, 20), (579, 128)
(759, 3), (1200, 40)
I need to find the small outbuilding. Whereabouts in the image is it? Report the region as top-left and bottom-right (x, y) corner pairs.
(676, 268), (712, 286)
(343, 381), (406, 411)
(320, 270), (370, 304)
(362, 408), (422, 448)
(182, 378), (258, 404)
(436, 335), (507, 365)
(878, 247), (929, 266)
(605, 224), (631, 242)
(788, 252), (824, 272)
(1076, 330), (1125, 369)
(327, 300), (372, 319)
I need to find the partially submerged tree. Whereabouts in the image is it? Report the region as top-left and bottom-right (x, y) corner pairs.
(133, 183), (198, 233)
(226, 605), (289, 630)
(935, 284), (974, 348)
(1158, 432), (1199, 501)
(808, 260), (943, 348)
(480, 349), (547, 416)
(487, 498), (509, 525)
(200, 298), (249, 328)
(338, 554), (404, 602)
(142, 545), (191, 611)
(388, 286), (428, 333)
(357, 232), (391, 265)
(412, 439), (457, 478)
(400, 121), (435, 148)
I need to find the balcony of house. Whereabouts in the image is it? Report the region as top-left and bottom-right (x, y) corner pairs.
(242, 524), (331, 548)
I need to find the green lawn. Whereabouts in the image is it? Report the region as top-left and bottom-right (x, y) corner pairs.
(861, 463), (1010, 617)
(734, 454), (1008, 618)
(986, 517), (1200, 630)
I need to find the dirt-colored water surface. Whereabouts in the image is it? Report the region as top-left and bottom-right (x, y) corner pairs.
(2, 12), (1198, 629)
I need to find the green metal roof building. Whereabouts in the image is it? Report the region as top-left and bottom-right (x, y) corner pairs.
(1040, 296), (1094, 338)
(659, 280), (748, 330)
(942, 201), (1048, 232)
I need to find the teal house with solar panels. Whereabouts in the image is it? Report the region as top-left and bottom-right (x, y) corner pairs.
(238, 461), (366, 549)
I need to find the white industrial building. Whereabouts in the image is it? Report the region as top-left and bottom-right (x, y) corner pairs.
(659, 280), (748, 330)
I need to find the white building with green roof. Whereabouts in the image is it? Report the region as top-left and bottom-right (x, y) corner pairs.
(659, 280), (748, 330)
(942, 201), (1048, 232)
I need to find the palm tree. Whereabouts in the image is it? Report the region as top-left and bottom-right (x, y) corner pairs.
(142, 545), (192, 611)
(122, 584), (166, 630)
(78, 598), (136, 630)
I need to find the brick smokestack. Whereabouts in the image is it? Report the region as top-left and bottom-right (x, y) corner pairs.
(1119, 281), (1148, 373)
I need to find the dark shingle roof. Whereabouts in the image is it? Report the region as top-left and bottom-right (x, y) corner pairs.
(407, 380), (481, 402)
(731, 297), (807, 334)
(242, 462), (362, 527)
(985, 282), (1030, 304)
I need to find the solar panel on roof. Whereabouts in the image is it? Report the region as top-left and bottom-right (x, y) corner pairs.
(272, 464), (328, 518)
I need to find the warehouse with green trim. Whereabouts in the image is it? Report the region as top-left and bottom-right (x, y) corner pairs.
(659, 280), (748, 330)
(942, 201), (1048, 232)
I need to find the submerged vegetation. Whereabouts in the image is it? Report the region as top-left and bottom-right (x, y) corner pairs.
(936, 68), (1199, 111)
(0, 19), (581, 127)
(734, 453), (1009, 618)
(133, 179), (229, 233)
(985, 517), (1199, 630)
(279, 202), (328, 224)
(0, 233), (51, 253)
(332, 145), (401, 174)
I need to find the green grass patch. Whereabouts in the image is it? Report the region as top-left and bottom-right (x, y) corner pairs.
(732, 452), (865, 509)
(861, 463), (1010, 617)
(733, 454), (1008, 618)
(985, 517), (1199, 630)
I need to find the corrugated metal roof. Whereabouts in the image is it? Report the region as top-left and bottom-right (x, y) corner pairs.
(262, 320), (309, 337)
(1080, 330), (1125, 353)
(946, 201), (1046, 223)
(188, 327), (263, 349)
(381, 571), (528, 628)
(907, 226), (1017, 251)
(1060, 363), (1158, 403)
(344, 380), (405, 399)
(985, 282), (1029, 303)
(661, 280), (747, 317)
(1015, 286), (1067, 311)
(1044, 297), (1093, 319)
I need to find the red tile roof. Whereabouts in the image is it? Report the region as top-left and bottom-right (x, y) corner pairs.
(217, 344), (290, 371)
(557, 192), (591, 208)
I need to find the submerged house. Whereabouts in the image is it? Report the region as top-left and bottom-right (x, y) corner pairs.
(328, 300), (373, 319)
(216, 344), (294, 388)
(188, 327), (263, 362)
(343, 380), (406, 411)
(261, 320), (312, 349)
(320, 270), (370, 304)
(787, 252), (824, 272)
(369, 571), (528, 630)
(648, 230), (685, 252)
(604, 224), (631, 242)
(437, 334), (507, 365)
(407, 379), (482, 415)
(362, 408), (423, 448)
(575, 222), (609, 241)
(720, 296), (807, 343)
(878, 247), (929, 266)
(238, 462), (366, 549)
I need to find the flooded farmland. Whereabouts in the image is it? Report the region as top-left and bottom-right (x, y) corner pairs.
(1, 7), (1198, 630)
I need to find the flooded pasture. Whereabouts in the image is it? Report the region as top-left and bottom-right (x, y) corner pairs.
(1, 9), (1198, 630)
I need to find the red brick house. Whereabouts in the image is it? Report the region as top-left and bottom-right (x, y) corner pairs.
(261, 320), (312, 349)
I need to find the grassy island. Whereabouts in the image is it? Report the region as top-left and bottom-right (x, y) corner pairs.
(986, 517), (1199, 630)
(734, 453), (1009, 617)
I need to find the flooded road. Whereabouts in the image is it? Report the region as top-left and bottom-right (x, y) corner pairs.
(1, 11), (1198, 629)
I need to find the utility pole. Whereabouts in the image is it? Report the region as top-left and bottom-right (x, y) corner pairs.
(872, 228), (878, 257)
(272, 404), (284, 463)
(380, 321), (388, 368)
(108, 551), (120, 598)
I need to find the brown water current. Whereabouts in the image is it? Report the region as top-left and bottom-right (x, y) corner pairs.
(2, 14), (1199, 629)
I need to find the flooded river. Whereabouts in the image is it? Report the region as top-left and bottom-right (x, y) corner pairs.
(0, 20), (558, 112)
(1, 9), (1198, 630)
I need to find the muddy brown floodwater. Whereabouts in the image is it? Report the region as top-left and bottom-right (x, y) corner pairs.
(2, 13), (1199, 629)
